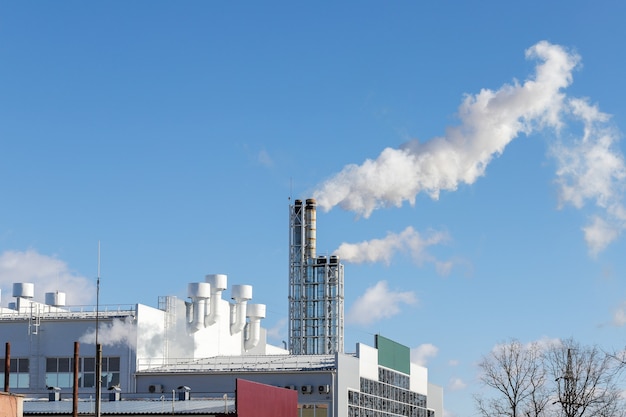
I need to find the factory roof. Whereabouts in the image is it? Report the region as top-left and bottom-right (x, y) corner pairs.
(137, 354), (337, 373)
(23, 398), (234, 415)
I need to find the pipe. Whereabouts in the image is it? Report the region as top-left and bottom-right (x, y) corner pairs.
(244, 304), (266, 351)
(4, 342), (9, 392)
(305, 199), (317, 260)
(205, 274), (227, 326)
(186, 282), (211, 333)
(73, 342), (79, 417)
(230, 285), (252, 335)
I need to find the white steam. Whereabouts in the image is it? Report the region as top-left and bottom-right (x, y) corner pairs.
(0, 249), (94, 306)
(551, 98), (626, 255)
(347, 280), (417, 326)
(334, 226), (452, 274)
(313, 41), (626, 254)
(314, 41), (577, 216)
(79, 317), (138, 350)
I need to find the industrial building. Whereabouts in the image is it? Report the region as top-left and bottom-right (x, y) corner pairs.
(0, 199), (443, 416)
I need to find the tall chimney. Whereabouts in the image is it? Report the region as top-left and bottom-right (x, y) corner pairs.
(305, 199), (316, 261)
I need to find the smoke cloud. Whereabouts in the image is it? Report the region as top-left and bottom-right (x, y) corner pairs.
(313, 41), (626, 254)
(0, 249), (94, 306)
(550, 98), (626, 255)
(79, 317), (138, 350)
(347, 280), (416, 325)
(334, 226), (452, 274)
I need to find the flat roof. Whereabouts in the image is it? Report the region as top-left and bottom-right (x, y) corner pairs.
(23, 398), (234, 415)
(138, 354), (337, 373)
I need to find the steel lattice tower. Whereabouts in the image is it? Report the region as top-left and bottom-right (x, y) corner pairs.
(288, 198), (344, 355)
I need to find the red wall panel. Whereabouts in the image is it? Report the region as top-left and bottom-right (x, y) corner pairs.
(236, 379), (298, 417)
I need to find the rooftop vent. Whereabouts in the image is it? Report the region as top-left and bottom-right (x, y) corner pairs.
(13, 282), (34, 299)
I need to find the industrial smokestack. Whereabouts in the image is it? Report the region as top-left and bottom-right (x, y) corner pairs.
(305, 199), (317, 261)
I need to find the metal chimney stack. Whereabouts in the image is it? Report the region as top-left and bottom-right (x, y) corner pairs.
(304, 199), (317, 261)
(288, 198), (344, 355)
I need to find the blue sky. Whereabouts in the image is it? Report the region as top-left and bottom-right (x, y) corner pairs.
(2, 2), (626, 416)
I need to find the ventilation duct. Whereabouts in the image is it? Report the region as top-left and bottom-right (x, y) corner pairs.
(187, 282), (211, 333)
(230, 285), (252, 335)
(205, 274), (227, 326)
(244, 303), (266, 351)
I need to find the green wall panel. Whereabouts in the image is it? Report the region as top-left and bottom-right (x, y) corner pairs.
(376, 335), (410, 375)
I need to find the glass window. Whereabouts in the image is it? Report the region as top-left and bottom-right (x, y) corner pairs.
(45, 356), (119, 389)
(0, 358), (29, 388)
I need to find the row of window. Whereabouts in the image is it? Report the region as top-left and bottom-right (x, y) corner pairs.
(360, 377), (427, 407)
(378, 367), (410, 390)
(348, 404), (434, 417)
(0, 357), (120, 389)
(349, 390), (429, 416)
(1, 358), (30, 388)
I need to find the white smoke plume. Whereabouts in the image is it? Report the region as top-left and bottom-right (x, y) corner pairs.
(0, 249), (94, 306)
(334, 226), (452, 274)
(347, 280), (416, 326)
(313, 41), (626, 254)
(79, 317), (138, 350)
(550, 98), (626, 255)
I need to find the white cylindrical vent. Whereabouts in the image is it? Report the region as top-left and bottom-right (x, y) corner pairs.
(230, 285), (252, 335)
(45, 291), (66, 307)
(231, 285), (252, 301)
(244, 304), (265, 351)
(188, 282), (211, 299)
(13, 282), (34, 298)
(205, 274), (227, 326)
(187, 282), (211, 333)
(205, 274), (227, 290)
(246, 303), (266, 319)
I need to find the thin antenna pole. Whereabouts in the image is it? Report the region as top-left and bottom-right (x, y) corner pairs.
(95, 241), (102, 417)
(96, 240), (100, 344)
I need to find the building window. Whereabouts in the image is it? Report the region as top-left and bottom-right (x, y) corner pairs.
(0, 358), (30, 388)
(351, 374), (430, 417)
(45, 356), (120, 389)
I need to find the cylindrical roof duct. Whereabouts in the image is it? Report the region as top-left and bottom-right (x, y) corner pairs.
(205, 274), (227, 291)
(45, 291), (66, 307)
(246, 303), (266, 319)
(187, 282), (211, 299)
(231, 284), (252, 301)
(12, 282), (34, 298)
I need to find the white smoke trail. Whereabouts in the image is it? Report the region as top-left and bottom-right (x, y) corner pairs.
(313, 41), (626, 254)
(334, 226), (452, 274)
(79, 317), (138, 350)
(550, 98), (626, 255)
(314, 41), (577, 216)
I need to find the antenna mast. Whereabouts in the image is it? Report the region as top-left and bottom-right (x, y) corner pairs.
(95, 241), (102, 417)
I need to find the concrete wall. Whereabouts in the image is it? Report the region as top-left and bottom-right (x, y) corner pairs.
(0, 392), (23, 417)
(427, 383), (444, 417)
(136, 368), (334, 411)
(1, 317), (134, 394)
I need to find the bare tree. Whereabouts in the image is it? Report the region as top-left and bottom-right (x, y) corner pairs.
(544, 339), (626, 417)
(475, 339), (550, 417)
